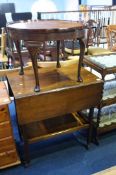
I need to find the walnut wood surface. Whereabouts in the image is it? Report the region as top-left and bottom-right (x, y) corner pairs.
(7, 63), (103, 125)
(7, 20), (83, 34)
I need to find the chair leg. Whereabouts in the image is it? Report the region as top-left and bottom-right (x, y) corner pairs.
(95, 106), (102, 145)
(23, 140), (30, 166)
(87, 107), (94, 149)
(43, 42), (46, 61)
(56, 40), (61, 68)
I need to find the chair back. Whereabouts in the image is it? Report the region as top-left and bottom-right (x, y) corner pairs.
(106, 25), (116, 51)
(0, 13), (7, 34)
(0, 3), (15, 13)
(0, 27), (8, 69)
(86, 19), (96, 48)
(0, 28), (6, 57)
(37, 12), (41, 20)
(11, 12), (32, 22)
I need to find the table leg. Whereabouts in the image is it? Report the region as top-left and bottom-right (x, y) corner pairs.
(61, 40), (66, 61)
(23, 140), (30, 166)
(56, 40), (61, 68)
(27, 46), (40, 92)
(15, 40), (24, 75)
(78, 38), (85, 82)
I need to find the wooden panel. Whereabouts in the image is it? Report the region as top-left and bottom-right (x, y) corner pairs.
(0, 136), (15, 153)
(0, 121), (12, 139)
(0, 150), (19, 167)
(16, 82), (103, 125)
(0, 106), (9, 123)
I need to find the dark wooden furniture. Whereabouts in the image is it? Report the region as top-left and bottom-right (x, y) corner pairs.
(83, 54), (116, 133)
(6, 12), (32, 65)
(0, 3), (15, 14)
(0, 82), (20, 169)
(7, 63), (103, 164)
(0, 14), (7, 34)
(11, 12), (32, 22)
(7, 20), (85, 92)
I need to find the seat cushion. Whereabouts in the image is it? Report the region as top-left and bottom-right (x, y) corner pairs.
(65, 47), (87, 55)
(0, 54), (8, 62)
(87, 47), (112, 55)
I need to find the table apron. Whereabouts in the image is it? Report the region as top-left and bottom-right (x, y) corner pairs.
(15, 82), (103, 125)
(8, 29), (84, 41)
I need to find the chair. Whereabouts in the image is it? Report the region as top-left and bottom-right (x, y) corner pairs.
(106, 25), (116, 51)
(64, 40), (88, 55)
(93, 19), (108, 48)
(0, 13), (6, 32)
(37, 12), (41, 20)
(64, 20), (96, 56)
(86, 20), (112, 56)
(0, 13), (7, 34)
(6, 13), (33, 66)
(0, 3), (15, 14)
(11, 12), (32, 21)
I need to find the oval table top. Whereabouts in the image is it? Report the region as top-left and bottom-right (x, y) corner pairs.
(7, 20), (84, 33)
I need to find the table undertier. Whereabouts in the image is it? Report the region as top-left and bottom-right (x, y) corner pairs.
(21, 113), (89, 144)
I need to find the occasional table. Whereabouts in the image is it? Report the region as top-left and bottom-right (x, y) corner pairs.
(7, 20), (85, 92)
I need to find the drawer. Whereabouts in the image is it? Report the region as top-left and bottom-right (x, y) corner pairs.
(0, 122), (12, 139)
(0, 136), (15, 153)
(0, 106), (9, 123)
(0, 149), (18, 168)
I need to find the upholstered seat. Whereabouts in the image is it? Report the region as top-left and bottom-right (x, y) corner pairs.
(87, 47), (112, 56)
(64, 40), (87, 55)
(65, 47), (88, 55)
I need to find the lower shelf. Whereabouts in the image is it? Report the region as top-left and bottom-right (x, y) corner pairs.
(21, 113), (89, 144)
